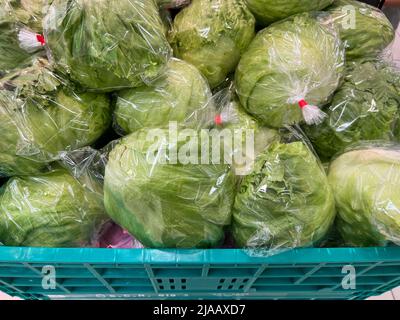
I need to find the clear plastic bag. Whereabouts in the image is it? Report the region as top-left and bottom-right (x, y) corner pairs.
(0, 58), (112, 177)
(43, 0), (172, 92)
(326, 0), (394, 61)
(232, 126), (336, 256)
(235, 12), (345, 128)
(169, 0), (256, 89)
(104, 128), (236, 249)
(245, 0), (334, 26)
(304, 60), (400, 161)
(157, 0), (191, 9)
(114, 58), (214, 135)
(0, 0), (48, 75)
(0, 147), (108, 248)
(328, 142), (400, 247)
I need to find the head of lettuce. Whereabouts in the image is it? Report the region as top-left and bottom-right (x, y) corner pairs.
(245, 0), (333, 26)
(169, 0), (255, 89)
(0, 59), (111, 177)
(104, 129), (236, 248)
(329, 144), (400, 247)
(43, 0), (171, 92)
(235, 12), (345, 129)
(0, 169), (107, 247)
(232, 135), (336, 254)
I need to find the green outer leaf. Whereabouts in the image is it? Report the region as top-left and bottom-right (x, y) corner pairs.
(169, 0), (255, 88)
(0, 170), (107, 247)
(235, 12), (345, 128)
(328, 146), (400, 246)
(232, 141), (335, 250)
(104, 129), (236, 248)
(44, 0), (171, 92)
(245, 0), (333, 26)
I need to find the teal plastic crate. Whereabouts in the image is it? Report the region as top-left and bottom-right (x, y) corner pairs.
(1, 247), (400, 300)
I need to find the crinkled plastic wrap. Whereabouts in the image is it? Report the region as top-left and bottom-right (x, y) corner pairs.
(169, 0), (255, 89)
(232, 127), (336, 256)
(0, 59), (111, 177)
(0, 0), (48, 74)
(43, 0), (172, 92)
(104, 129), (236, 248)
(327, 0), (394, 61)
(245, 0), (334, 26)
(0, 148), (108, 247)
(114, 58), (213, 135)
(328, 143), (400, 247)
(304, 60), (400, 161)
(235, 12), (345, 129)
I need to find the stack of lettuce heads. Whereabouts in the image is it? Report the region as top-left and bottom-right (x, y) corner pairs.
(0, 0), (46, 74)
(305, 61), (400, 161)
(104, 130), (236, 248)
(0, 169), (107, 247)
(233, 134), (336, 252)
(0, 59), (111, 177)
(327, 0), (394, 61)
(169, 0), (255, 88)
(43, 0), (171, 92)
(114, 58), (213, 134)
(235, 12), (345, 128)
(329, 144), (400, 246)
(245, 0), (334, 26)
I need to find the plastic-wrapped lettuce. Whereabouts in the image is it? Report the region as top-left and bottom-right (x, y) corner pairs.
(0, 59), (111, 177)
(114, 58), (213, 134)
(232, 129), (336, 254)
(328, 144), (400, 246)
(43, 0), (171, 92)
(327, 0), (394, 61)
(157, 0), (190, 8)
(245, 0), (333, 26)
(0, 168), (107, 247)
(0, 0), (47, 74)
(104, 129), (236, 248)
(169, 0), (255, 89)
(212, 88), (280, 176)
(304, 61), (400, 161)
(235, 12), (345, 129)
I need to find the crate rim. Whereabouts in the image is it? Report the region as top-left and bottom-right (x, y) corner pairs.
(0, 246), (400, 265)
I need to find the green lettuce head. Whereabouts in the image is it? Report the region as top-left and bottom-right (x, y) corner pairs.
(304, 61), (400, 161)
(232, 137), (336, 253)
(104, 129), (236, 248)
(0, 169), (107, 247)
(114, 58), (213, 134)
(169, 0), (255, 89)
(245, 0), (333, 26)
(235, 12), (345, 129)
(0, 0), (47, 74)
(328, 144), (400, 246)
(0, 59), (111, 177)
(43, 0), (171, 92)
(327, 0), (394, 61)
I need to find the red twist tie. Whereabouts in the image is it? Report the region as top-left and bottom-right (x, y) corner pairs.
(36, 34), (46, 46)
(298, 99), (308, 109)
(215, 114), (223, 126)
